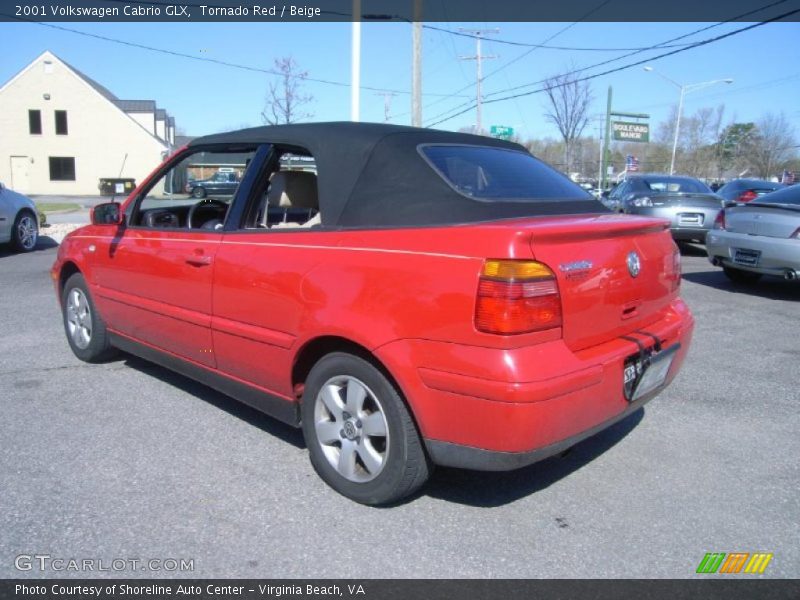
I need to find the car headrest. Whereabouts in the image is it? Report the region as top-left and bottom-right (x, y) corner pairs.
(266, 171), (318, 210)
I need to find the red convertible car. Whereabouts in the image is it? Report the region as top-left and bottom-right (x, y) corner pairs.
(52, 123), (693, 504)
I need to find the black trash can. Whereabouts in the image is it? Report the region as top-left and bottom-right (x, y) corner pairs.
(98, 178), (136, 196)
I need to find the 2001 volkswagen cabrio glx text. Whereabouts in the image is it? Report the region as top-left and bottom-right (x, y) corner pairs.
(52, 123), (694, 504)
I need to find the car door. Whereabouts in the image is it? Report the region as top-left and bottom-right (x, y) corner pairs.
(209, 150), (320, 399)
(90, 147), (254, 367)
(0, 190), (12, 242)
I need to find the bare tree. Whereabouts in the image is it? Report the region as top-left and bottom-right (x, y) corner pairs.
(748, 112), (796, 178)
(542, 68), (593, 173)
(261, 57), (314, 125)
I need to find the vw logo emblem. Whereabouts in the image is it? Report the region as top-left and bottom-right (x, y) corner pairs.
(627, 251), (641, 278)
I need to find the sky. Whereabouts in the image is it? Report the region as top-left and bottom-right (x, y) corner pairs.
(1, 19), (798, 140)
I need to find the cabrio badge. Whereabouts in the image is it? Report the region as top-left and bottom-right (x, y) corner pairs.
(627, 251), (641, 278)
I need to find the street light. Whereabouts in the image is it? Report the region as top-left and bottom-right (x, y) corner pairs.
(643, 66), (733, 175)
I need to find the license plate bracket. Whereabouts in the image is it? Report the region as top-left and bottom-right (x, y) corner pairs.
(733, 248), (761, 267)
(623, 344), (680, 402)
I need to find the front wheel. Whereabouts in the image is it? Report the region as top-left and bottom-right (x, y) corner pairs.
(191, 186), (206, 199)
(301, 352), (431, 505)
(723, 266), (762, 284)
(62, 273), (117, 362)
(11, 210), (38, 252)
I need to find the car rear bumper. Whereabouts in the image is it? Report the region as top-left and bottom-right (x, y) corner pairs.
(375, 298), (694, 470)
(706, 230), (800, 276)
(629, 206), (719, 241)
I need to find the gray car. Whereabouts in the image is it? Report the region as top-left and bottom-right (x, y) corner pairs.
(706, 184), (800, 283)
(0, 183), (39, 252)
(614, 174), (723, 243)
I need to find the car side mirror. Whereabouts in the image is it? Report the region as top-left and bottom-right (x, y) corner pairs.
(91, 202), (124, 225)
(601, 190), (610, 198)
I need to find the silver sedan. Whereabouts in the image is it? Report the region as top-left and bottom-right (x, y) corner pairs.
(0, 183), (39, 252)
(706, 185), (800, 283)
(617, 175), (723, 243)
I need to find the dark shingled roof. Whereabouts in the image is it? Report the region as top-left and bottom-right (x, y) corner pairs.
(191, 122), (603, 228)
(156, 109), (167, 120)
(62, 60), (118, 101)
(113, 99), (156, 113)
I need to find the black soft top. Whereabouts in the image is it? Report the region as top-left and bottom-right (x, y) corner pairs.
(190, 122), (603, 228)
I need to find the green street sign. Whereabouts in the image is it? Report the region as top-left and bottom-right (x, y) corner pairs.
(612, 121), (649, 142)
(490, 125), (514, 139)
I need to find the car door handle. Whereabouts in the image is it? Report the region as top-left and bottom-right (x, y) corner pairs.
(185, 256), (212, 266)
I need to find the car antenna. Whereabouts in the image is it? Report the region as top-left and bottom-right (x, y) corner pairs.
(111, 153), (128, 204)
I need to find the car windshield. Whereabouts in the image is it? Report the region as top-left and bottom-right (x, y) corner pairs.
(421, 145), (592, 201)
(640, 177), (710, 194)
(754, 185), (800, 205)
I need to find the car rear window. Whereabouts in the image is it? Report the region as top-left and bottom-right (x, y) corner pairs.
(640, 177), (710, 194)
(420, 145), (592, 202)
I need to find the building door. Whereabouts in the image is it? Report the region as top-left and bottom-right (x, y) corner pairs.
(10, 156), (30, 193)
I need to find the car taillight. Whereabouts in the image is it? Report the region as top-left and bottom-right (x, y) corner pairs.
(738, 190), (758, 203)
(669, 246), (681, 291)
(713, 210), (726, 230)
(475, 260), (562, 335)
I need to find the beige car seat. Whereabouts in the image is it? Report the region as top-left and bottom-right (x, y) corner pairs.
(265, 171), (321, 229)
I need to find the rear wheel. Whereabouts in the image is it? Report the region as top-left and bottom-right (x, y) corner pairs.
(11, 210), (38, 252)
(723, 266), (762, 284)
(301, 352), (431, 505)
(62, 273), (117, 362)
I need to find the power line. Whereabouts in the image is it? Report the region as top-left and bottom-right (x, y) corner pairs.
(1, 14), (470, 99)
(420, 0), (791, 50)
(419, 2), (611, 118)
(426, 10), (800, 128)
(423, 0), (794, 125)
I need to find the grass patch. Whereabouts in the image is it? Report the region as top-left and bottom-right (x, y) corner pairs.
(35, 202), (81, 213)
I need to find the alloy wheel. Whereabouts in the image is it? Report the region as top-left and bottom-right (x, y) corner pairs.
(313, 375), (389, 483)
(17, 214), (37, 250)
(66, 288), (93, 349)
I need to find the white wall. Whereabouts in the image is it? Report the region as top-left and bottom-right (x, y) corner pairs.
(0, 52), (167, 195)
(128, 112), (156, 136)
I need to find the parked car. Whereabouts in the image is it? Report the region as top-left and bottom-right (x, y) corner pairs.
(616, 174), (722, 243)
(706, 184), (800, 283)
(51, 123), (694, 505)
(716, 178), (785, 204)
(0, 182), (39, 252)
(186, 170), (241, 199)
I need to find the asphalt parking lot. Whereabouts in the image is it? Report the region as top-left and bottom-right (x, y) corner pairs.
(0, 240), (798, 579)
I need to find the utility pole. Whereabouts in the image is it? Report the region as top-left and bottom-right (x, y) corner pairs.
(351, 0), (361, 122)
(601, 86), (612, 192)
(459, 28), (498, 135)
(375, 91), (397, 122)
(411, 0), (423, 126)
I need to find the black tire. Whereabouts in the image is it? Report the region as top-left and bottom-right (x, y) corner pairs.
(11, 209), (38, 252)
(191, 186), (206, 199)
(61, 273), (117, 363)
(301, 352), (431, 505)
(723, 266), (762, 284)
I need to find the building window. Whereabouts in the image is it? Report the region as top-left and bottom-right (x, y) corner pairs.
(29, 110), (42, 134)
(49, 157), (76, 181)
(54, 110), (68, 135)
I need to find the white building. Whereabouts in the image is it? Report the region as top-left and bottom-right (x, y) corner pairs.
(0, 50), (177, 195)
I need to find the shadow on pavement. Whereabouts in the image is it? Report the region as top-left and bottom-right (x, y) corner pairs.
(677, 241), (707, 257)
(683, 269), (800, 301)
(0, 237), (58, 258)
(119, 353), (306, 449)
(422, 408), (644, 508)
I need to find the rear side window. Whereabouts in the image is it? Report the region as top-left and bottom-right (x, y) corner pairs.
(420, 145), (591, 202)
